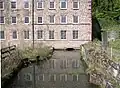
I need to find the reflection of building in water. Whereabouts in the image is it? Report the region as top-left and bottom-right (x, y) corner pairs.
(11, 59), (90, 88)
(10, 51), (93, 88)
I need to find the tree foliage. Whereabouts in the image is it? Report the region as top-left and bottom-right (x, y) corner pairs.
(92, 0), (120, 30)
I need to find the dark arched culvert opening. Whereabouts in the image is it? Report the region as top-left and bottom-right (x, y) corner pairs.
(66, 48), (75, 51)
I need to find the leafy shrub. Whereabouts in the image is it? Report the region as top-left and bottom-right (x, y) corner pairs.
(18, 45), (52, 59)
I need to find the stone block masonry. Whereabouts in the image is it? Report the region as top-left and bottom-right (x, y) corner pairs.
(0, 0), (92, 49)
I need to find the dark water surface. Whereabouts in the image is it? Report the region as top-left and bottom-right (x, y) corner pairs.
(9, 51), (97, 88)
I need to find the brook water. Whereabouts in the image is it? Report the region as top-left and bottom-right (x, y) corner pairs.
(9, 50), (96, 88)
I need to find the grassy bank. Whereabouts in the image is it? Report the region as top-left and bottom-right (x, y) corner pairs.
(109, 39), (120, 50)
(18, 45), (53, 61)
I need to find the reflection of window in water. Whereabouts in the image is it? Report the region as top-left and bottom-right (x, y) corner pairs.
(49, 74), (56, 81)
(24, 73), (32, 81)
(49, 59), (55, 69)
(72, 60), (80, 68)
(60, 60), (68, 69)
(60, 74), (67, 81)
(17, 74), (20, 80)
(38, 74), (44, 81)
(39, 62), (44, 68)
(72, 74), (78, 81)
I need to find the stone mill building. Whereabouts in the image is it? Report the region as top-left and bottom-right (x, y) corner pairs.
(0, 0), (92, 49)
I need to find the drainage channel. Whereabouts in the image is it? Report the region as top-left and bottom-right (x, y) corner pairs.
(9, 50), (97, 88)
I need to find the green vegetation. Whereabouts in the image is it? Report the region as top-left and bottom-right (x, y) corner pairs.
(18, 45), (53, 60)
(92, 0), (120, 30)
(109, 39), (120, 50)
(2, 50), (21, 78)
(108, 39), (120, 62)
(80, 42), (120, 88)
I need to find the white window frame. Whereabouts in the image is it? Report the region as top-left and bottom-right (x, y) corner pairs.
(49, 1), (55, 9)
(12, 30), (18, 40)
(38, 17), (43, 24)
(24, 30), (30, 40)
(72, 74), (78, 81)
(37, 1), (44, 9)
(0, 30), (5, 40)
(24, 16), (29, 24)
(60, 0), (67, 9)
(38, 74), (44, 81)
(0, 16), (5, 24)
(60, 15), (67, 24)
(73, 15), (79, 24)
(24, 1), (29, 9)
(60, 74), (67, 81)
(11, 16), (17, 24)
(0, 1), (4, 10)
(11, 1), (17, 9)
(37, 30), (43, 40)
(73, 1), (79, 9)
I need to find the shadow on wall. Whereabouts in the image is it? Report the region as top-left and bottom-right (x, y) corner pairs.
(92, 17), (102, 41)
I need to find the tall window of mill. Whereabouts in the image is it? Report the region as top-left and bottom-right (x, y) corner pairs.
(12, 30), (17, 39)
(60, 0), (67, 9)
(73, 15), (79, 23)
(24, 30), (29, 39)
(11, 1), (16, 9)
(24, 0), (29, 8)
(73, 30), (78, 39)
(0, 1), (4, 9)
(49, 0), (55, 9)
(73, 1), (79, 9)
(37, 30), (43, 39)
(0, 31), (5, 39)
(61, 15), (67, 24)
(0, 16), (4, 24)
(49, 15), (55, 23)
(37, 0), (44, 9)
(11, 16), (16, 24)
(25, 16), (29, 23)
(49, 30), (54, 39)
(61, 30), (66, 39)
(38, 17), (43, 24)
